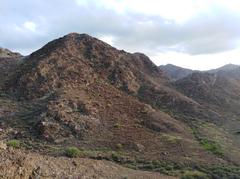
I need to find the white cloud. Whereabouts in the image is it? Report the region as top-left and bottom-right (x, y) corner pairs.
(99, 35), (115, 46)
(151, 48), (240, 70)
(84, 0), (240, 24)
(1, 0), (240, 70)
(23, 21), (37, 32)
(91, 0), (198, 23)
(13, 21), (37, 33)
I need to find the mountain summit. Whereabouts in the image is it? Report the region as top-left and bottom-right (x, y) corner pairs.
(0, 48), (22, 58)
(7, 33), (164, 98)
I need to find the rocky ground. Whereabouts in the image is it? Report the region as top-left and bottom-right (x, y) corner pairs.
(0, 146), (176, 179)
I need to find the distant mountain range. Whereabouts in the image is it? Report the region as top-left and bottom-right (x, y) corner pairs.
(159, 63), (240, 81)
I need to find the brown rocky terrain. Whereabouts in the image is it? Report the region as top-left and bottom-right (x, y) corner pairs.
(0, 33), (240, 178)
(0, 148), (176, 179)
(0, 48), (22, 88)
(175, 72), (240, 164)
(3, 33), (217, 162)
(0, 48), (22, 58)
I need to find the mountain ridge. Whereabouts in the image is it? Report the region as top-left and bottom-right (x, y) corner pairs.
(160, 63), (240, 81)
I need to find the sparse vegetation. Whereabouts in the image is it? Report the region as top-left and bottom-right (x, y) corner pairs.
(65, 147), (81, 158)
(181, 171), (208, 179)
(111, 152), (123, 162)
(200, 139), (224, 156)
(161, 134), (182, 144)
(7, 139), (20, 148)
(116, 143), (123, 150)
(190, 125), (225, 157)
(113, 122), (125, 128)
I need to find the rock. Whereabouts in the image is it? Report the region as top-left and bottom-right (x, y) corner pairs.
(0, 141), (7, 150)
(135, 143), (145, 152)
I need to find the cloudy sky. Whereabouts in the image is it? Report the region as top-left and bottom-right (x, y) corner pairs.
(1, 0), (240, 70)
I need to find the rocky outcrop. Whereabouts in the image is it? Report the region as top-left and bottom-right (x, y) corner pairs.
(0, 48), (22, 58)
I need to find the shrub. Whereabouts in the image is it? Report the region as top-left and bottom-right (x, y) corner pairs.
(114, 123), (121, 128)
(111, 152), (122, 162)
(65, 147), (81, 158)
(200, 139), (224, 156)
(181, 171), (209, 179)
(116, 143), (123, 150)
(7, 140), (20, 148)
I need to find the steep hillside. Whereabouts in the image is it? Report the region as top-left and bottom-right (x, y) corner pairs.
(175, 72), (240, 164)
(175, 72), (240, 112)
(0, 48), (22, 89)
(5, 34), (218, 123)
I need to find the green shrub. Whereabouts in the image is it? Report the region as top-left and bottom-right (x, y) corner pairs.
(181, 171), (209, 179)
(7, 140), (20, 148)
(114, 122), (125, 128)
(65, 147), (81, 158)
(116, 143), (123, 150)
(112, 152), (122, 162)
(200, 139), (224, 156)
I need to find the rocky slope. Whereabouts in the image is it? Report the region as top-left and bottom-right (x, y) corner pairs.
(159, 63), (240, 165)
(0, 148), (176, 179)
(0, 48), (22, 88)
(0, 48), (22, 58)
(174, 72), (240, 164)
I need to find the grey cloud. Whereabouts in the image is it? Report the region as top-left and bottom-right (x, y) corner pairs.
(0, 0), (240, 56)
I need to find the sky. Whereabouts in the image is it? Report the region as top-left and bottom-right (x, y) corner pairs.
(0, 0), (240, 70)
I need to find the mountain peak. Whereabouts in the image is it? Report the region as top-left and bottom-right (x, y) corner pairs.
(207, 63), (240, 74)
(219, 63), (239, 70)
(159, 64), (194, 81)
(0, 47), (22, 58)
(62, 33), (94, 41)
(31, 33), (114, 58)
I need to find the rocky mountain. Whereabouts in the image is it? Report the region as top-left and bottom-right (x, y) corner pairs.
(174, 72), (240, 166)
(0, 33), (240, 178)
(0, 47), (22, 58)
(0, 48), (22, 89)
(4, 33), (206, 161)
(211, 64), (240, 80)
(175, 72), (240, 113)
(161, 63), (240, 115)
(159, 64), (195, 81)
(207, 64), (240, 73)
(161, 63), (240, 81)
